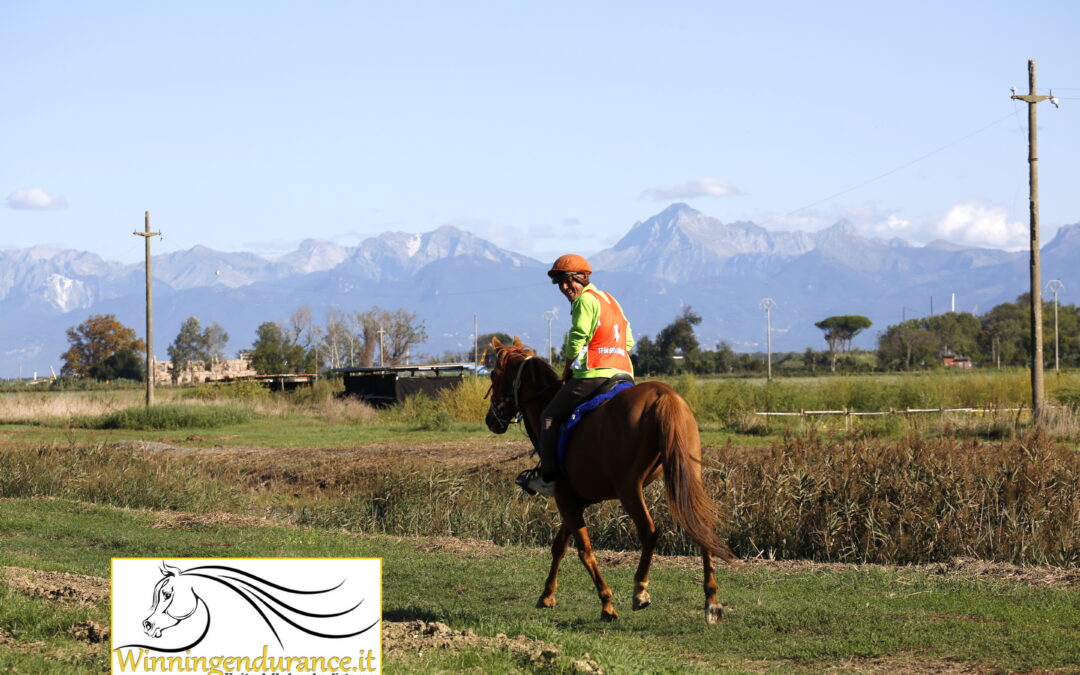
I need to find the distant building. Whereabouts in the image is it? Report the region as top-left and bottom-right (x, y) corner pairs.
(153, 358), (257, 385)
(941, 350), (973, 369)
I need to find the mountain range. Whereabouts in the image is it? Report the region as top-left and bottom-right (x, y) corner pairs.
(2, 203), (1078, 379)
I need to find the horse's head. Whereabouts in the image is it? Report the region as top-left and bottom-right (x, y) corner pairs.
(485, 336), (533, 434)
(142, 563), (199, 638)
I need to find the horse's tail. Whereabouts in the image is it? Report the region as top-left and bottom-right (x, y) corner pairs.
(655, 391), (738, 564)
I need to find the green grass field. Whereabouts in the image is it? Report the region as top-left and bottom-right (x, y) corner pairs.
(0, 498), (1077, 673)
(0, 374), (1077, 672)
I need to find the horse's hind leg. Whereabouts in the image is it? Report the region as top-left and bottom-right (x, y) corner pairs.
(619, 490), (658, 611)
(569, 523), (618, 621)
(702, 550), (723, 624)
(537, 523), (572, 609)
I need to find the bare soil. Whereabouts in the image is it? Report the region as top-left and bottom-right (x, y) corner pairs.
(382, 617), (604, 674)
(122, 437), (533, 495)
(0, 566), (109, 605)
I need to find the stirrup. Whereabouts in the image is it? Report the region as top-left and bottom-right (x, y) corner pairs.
(515, 467), (541, 495)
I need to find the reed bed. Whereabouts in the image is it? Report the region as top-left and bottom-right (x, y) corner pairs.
(710, 430), (1079, 565)
(669, 371), (1078, 427)
(1, 430), (1075, 566)
(0, 391), (136, 424)
(0, 444), (246, 513)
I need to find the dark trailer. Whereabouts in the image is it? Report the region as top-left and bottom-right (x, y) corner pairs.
(334, 363), (477, 407)
(228, 373), (319, 392)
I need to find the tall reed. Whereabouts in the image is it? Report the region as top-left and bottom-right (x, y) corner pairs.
(3, 431), (1074, 565)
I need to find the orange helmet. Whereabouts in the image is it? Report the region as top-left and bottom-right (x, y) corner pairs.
(547, 254), (592, 283)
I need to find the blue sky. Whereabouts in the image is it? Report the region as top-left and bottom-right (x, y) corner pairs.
(3, 1), (1079, 265)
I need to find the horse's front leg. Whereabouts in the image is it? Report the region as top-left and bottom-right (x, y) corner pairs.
(537, 523), (572, 609)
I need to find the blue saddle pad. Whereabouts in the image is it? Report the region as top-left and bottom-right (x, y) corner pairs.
(556, 381), (634, 464)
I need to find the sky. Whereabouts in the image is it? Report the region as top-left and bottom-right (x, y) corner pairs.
(3, 1), (1080, 266)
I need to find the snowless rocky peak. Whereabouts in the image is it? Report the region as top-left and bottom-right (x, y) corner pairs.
(280, 239), (350, 273)
(371, 226), (534, 269)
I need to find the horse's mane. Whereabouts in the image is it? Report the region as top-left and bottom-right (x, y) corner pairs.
(495, 345), (560, 391)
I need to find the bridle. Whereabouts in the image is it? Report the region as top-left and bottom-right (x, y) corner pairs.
(486, 347), (534, 431)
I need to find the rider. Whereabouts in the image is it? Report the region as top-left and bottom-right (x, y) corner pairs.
(526, 254), (635, 497)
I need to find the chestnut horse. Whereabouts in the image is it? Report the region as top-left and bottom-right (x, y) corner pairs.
(485, 337), (736, 623)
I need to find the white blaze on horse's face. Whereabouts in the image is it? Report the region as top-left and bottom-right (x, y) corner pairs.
(142, 563), (198, 638)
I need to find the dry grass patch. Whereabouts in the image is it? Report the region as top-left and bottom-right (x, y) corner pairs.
(382, 617), (604, 673)
(148, 510), (274, 530)
(0, 566), (108, 605)
(0, 392), (134, 423)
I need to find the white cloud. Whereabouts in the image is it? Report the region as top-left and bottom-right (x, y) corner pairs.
(934, 203), (1027, 250)
(640, 177), (743, 201)
(849, 202), (1026, 250)
(861, 214), (918, 241)
(765, 202), (1026, 251)
(6, 188), (68, 210)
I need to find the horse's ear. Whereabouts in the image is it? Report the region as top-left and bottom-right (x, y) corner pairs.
(512, 336), (524, 349)
(491, 336), (504, 349)
(160, 562), (181, 578)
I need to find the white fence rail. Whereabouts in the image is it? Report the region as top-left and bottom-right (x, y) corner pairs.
(754, 406), (1032, 428)
(755, 406), (1028, 418)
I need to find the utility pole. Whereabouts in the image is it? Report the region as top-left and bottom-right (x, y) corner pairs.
(542, 308), (558, 363)
(378, 325), (386, 367)
(473, 314), (478, 368)
(133, 211), (161, 406)
(1012, 59), (1058, 424)
(1046, 279), (1064, 374)
(759, 298), (776, 382)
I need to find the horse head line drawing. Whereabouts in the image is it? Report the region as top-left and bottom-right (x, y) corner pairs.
(119, 562), (378, 653)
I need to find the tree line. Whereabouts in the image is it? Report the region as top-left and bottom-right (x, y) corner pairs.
(58, 306), (428, 380)
(632, 295), (1078, 376)
(245, 306), (426, 375)
(56, 292), (1078, 382)
(877, 293), (1080, 370)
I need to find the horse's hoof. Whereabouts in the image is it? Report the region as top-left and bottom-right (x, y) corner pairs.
(705, 602), (724, 624)
(600, 609), (619, 622)
(632, 593), (651, 611)
(536, 596), (556, 609)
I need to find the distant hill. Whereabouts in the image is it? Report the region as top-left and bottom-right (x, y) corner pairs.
(2, 205), (1077, 378)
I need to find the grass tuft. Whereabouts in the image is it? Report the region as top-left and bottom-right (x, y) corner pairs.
(74, 403), (256, 430)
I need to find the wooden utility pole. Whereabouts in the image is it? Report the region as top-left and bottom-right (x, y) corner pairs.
(1011, 59), (1053, 424)
(133, 211), (161, 406)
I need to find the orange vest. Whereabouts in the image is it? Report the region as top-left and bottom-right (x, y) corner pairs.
(584, 288), (633, 372)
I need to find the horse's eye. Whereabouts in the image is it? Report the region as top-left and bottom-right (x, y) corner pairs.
(162, 590), (172, 600)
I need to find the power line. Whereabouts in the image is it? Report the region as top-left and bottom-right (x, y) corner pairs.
(790, 110), (1015, 216)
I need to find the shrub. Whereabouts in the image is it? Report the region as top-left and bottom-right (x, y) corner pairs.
(183, 380), (271, 402)
(77, 403), (256, 430)
(289, 378), (340, 406)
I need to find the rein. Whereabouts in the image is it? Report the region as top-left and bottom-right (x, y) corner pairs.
(486, 347), (536, 430)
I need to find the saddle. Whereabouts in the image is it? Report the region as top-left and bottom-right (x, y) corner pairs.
(515, 374), (635, 496)
(556, 373), (635, 464)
